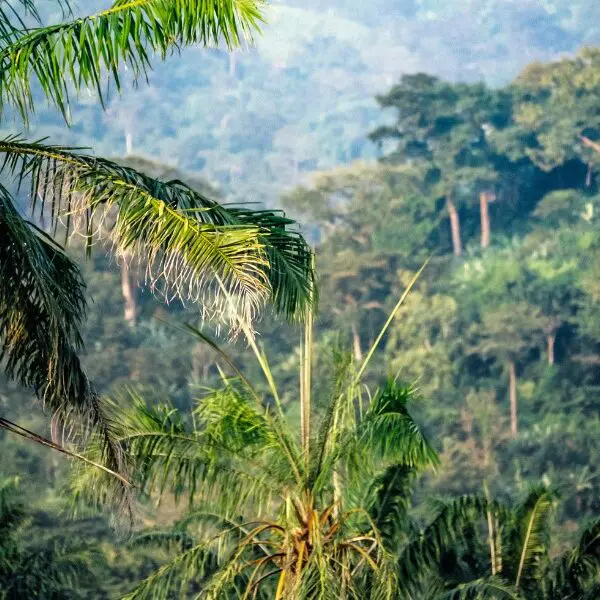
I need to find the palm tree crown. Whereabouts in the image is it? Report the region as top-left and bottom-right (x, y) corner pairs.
(0, 0), (314, 484)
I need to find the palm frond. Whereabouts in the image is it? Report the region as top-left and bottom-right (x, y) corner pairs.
(308, 348), (354, 491)
(0, 137), (313, 322)
(398, 494), (493, 595)
(547, 518), (600, 598)
(0, 184), (128, 505)
(434, 577), (523, 600)
(0, 475), (23, 536)
(512, 486), (557, 590)
(72, 390), (289, 517)
(353, 381), (439, 469)
(0, 0), (265, 122)
(366, 464), (416, 551)
(123, 538), (217, 600)
(0, 0), (40, 44)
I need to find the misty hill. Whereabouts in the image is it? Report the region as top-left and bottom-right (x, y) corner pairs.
(11, 0), (600, 203)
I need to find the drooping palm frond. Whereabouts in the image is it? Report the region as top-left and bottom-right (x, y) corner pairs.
(351, 381), (439, 469)
(366, 464), (416, 552)
(398, 494), (493, 596)
(433, 577), (522, 600)
(0, 184), (128, 502)
(72, 387), (296, 518)
(0, 0), (265, 122)
(545, 518), (600, 599)
(0, 0), (39, 44)
(0, 137), (314, 322)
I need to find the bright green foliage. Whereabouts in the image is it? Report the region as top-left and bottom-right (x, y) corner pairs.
(74, 286), (438, 598)
(0, 0), (265, 122)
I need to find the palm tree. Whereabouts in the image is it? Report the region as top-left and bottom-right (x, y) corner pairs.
(0, 475), (99, 599)
(75, 268), (438, 598)
(0, 1), (314, 482)
(397, 485), (600, 599)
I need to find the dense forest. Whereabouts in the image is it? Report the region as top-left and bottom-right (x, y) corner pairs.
(1, 1), (600, 599)
(13, 0), (600, 204)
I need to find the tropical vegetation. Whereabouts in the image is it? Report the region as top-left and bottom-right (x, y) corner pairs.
(1, 1), (600, 598)
(0, 0), (313, 481)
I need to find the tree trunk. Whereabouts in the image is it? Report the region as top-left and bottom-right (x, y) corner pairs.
(446, 196), (462, 257)
(546, 333), (556, 366)
(508, 360), (518, 437)
(480, 191), (491, 249)
(351, 323), (363, 362)
(121, 260), (138, 327)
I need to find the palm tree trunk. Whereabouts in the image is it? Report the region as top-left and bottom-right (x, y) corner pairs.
(351, 323), (363, 362)
(508, 360), (518, 437)
(546, 333), (555, 366)
(446, 196), (462, 257)
(121, 259), (137, 327)
(480, 191), (491, 249)
(484, 482), (497, 575)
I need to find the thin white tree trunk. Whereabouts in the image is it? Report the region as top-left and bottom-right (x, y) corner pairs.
(446, 196), (462, 257)
(546, 333), (556, 366)
(480, 191), (491, 249)
(508, 360), (518, 437)
(351, 323), (363, 362)
(121, 259), (137, 327)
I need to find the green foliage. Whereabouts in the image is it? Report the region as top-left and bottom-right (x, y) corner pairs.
(0, 0), (265, 122)
(74, 289), (438, 598)
(0, 475), (100, 599)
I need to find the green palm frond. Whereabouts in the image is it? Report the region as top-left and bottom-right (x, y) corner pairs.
(352, 381), (439, 469)
(398, 494), (493, 595)
(73, 390), (290, 516)
(0, 0), (39, 43)
(366, 464), (416, 552)
(0, 184), (127, 502)
(546, 518), (600, 599)
(0, 137), (314, 322)
(0, 476), (23, 536)
(0, 0), (265, 121)
(124, 523), (254, 600)
(129, 529), (198, 552)
(511, 486), (557, 590)
(434, 577), (523, 600)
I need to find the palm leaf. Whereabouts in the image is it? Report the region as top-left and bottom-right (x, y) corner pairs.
(434, 577), (522, 600)
(547, 518), (600, 598)
(398, 494), (494, 595)
(0, 0), (265, 122)
(512, 486), (557, 590)
(352, 381), (439, 469)
(72, 390), (290, 516)
(0, 184), (128, 504)
(366, 464), (416, 552)
(0, 137), (314, 322)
